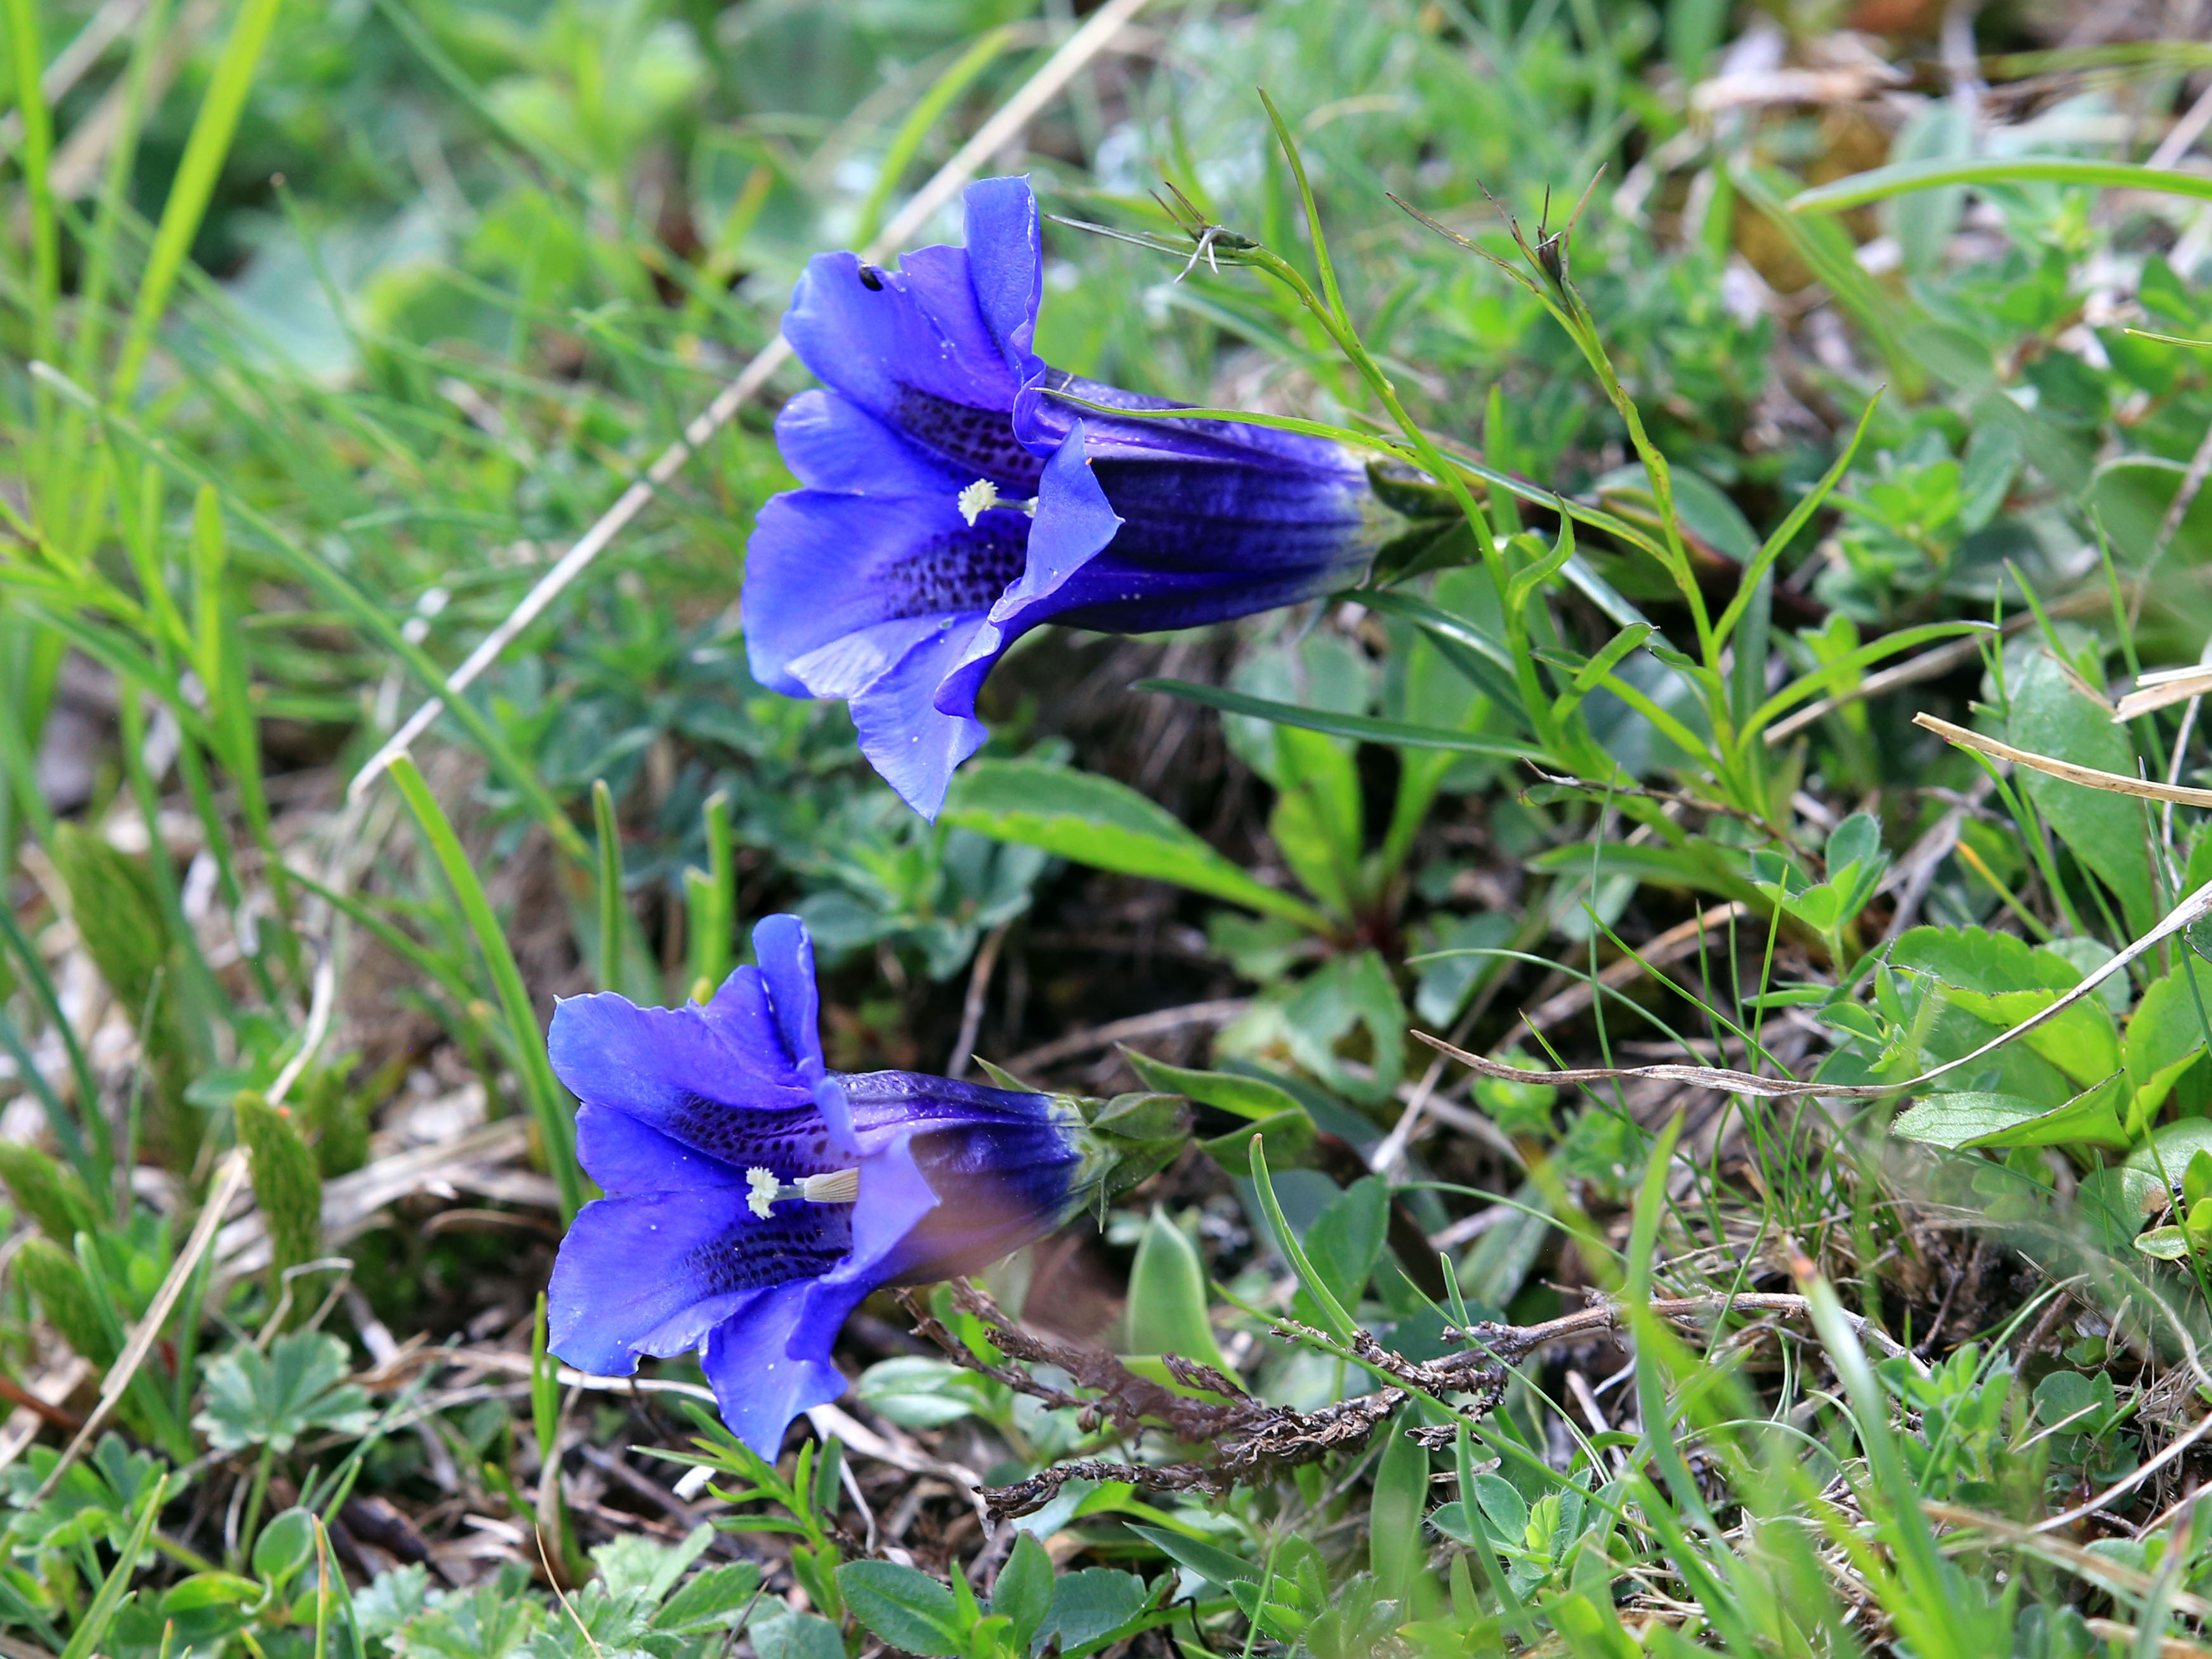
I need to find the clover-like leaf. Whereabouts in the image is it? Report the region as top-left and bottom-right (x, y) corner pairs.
(195, 1331), (372, 1453)
(3, 1433), (170, 1553)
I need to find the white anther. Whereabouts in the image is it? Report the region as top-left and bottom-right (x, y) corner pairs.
(745, 1167), (779, 1219)
(957, 479), (1000, 525)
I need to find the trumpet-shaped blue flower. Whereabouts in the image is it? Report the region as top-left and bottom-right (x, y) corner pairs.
(546, 915), (1183, 1457)
(744, 175), (1382, 818)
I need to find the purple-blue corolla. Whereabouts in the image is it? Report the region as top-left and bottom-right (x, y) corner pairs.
(743, 175), (1382, 819)
(545, 915), (1183, 1457)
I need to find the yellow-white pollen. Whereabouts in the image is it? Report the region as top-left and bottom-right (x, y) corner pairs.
(745, 1167), (779, 1219)
(956, 479), (1000, 525)
(746, 1165), (860, 1217)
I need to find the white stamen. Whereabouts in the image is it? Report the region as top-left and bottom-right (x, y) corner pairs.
(957, 479), (1000, 525)
(745, 1167), (779, 1219)
(801, 1168), (861, 1205)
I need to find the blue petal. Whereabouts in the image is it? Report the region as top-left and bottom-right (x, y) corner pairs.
(772, 390), (968, 499)
(743, 487), (1030, 701)
(701, 1279), (869, 1458)
(841, 1070), (1061, 1134)
(931, 428), (1122, 732)
(782, 249), (1035, 484)
(549, 988), (856, 1181)
(574, 1102), (744, 1195)
(836, 1128), (938, 1281)
(881, 1116), (1085, 1287)
(547, 1191), (850, 1375)
(998, 425), (1124, 617)
(1017, 367), (1362, 475)
(548, 988), (808, 1120)
(751, 914), (826, 1081)
(845, 613), (997, 820)
(961, 176), (1044, 378)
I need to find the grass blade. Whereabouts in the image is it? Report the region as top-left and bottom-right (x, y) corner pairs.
(112, 0), (286, 402)
(1793, 154), (2212, 214)
(388, 755), (584, 1221)
(1135, 678), (1540, 759)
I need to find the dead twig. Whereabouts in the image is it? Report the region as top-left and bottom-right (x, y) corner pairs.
(1001, 998), (1249, 1074)
(916, 1282), (1923, 1518)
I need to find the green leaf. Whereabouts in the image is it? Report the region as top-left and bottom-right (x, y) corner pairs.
(1792, 154), (2212, 215)
(2124, 963), (2212, 1132)
(2187, 1149), (2212, 1211)
(390, 756), (584, 1221)
(59, 1469), (164, 1659)
(2005, 651), (2158, 935)
(747, 1613), (843, 1659)
(1137, 678), (1538, 760)
(853, 1356), (987, 1430)
(652, 1562), (762, 1634)
(1369, 1421), (1428, 1608)
(2129, 1117), (2212, 1180)
(251, 1507), (319, 1588)
(943, 761), (1333, 933)
(387, 1568), (541, 1659)
(1888, 927), (2122, 1088)
(1198, 1109), (1318, 1177)
(1282, 950), (1408, 1104)
(991, 1533), (1055, 1655)
(1301, 1176), (1389, 1317)
(194, 1331), (372, 1454)
(1268, 727), (1364, 916)
(1119, 1052), (1305, 1121)
(1357, 589), (1526, 715)
(836, 1561), (967, 1658)
(2135, 1225), (2191, 1260)
(1037, 1569), (1150, 1658)
(1890, 1083), (2129, 1152)
(1124, 1524), (1259, 1591)
(1126, 1210), (1232, 1375)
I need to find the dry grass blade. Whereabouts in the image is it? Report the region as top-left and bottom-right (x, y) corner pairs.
(1417, 866), (2212, 1100)
(347, 0), (1160, 803)
(1764, 592), (2107, 745)
(33, 1148), (250, 1501)
(216, 1120), (535, 1276)
(2083, 1622), (2212, 1659)
(1004, 996), (1249, 1073)
(2117, 663), (2212, 723)
(1489, 900), (1746, 1054)
(1923, 1502), (2212, 1620)
(1915, 711), (2212, 806)
(2028, 1409), (2212, 1535)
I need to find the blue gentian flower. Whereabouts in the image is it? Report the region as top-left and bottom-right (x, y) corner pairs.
(744, 175), (1383, 819)
(546, 915), (1184, 1457)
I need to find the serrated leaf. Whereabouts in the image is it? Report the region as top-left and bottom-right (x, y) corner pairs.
(194, 1331), (372, 1454)
(1037, 1569), (1150, 1656)
(835, 1561), (964, 1658)
(747, 1613), (841, 1659)
(992, 1531), (1055, 1654)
